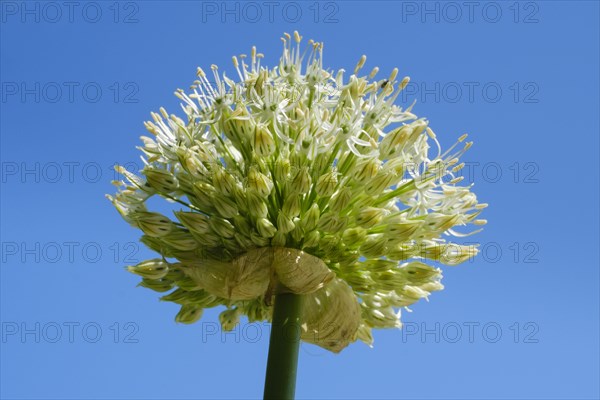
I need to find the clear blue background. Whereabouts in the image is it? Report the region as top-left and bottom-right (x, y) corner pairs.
(1, 1), (599, 399)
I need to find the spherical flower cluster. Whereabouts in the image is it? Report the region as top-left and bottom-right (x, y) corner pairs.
(108, 32), (486, 352)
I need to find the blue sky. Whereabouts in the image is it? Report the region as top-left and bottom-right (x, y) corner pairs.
(1, 1), (599, 399)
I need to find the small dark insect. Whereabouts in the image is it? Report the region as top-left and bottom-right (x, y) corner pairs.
(380, 80), (389, 89)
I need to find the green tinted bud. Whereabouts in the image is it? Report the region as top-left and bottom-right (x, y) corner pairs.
(360, 234), (387, 258)
(290, 222), (303, 242)
(302, 203), (320, 231)
(251, 232), (271, 246)
(192, 182), (217, 210)
(380, 125), (413, 158)
(253, 124), (276, 157)
(372, 270), (404, 291)
(175, 211), (211, 234)
(356, 207), (386, 228)
(291, 166), (312, 194)
(165, 266), (185, 281)
(234, 233), (254, 249)
(257, 218), (277, 238)
(219, 308), (242, 331)
(161, 230), (199, 251)
(386, 242), (419, 261)
(342, 227), (367, 248)
(232, 185), (248, 212)
(189, 229), (221, 247)
(144, 168), (179, 193)
(354, 158), (380, 183)
(212, 193), (239, 218)
(133, 212), (173, 237)
(274, 157), (291, 183)
(303, 230), (320, 248)
(401, 261), (440, 284)
(272, 231), (287, 247)
(344, 271), (373, 292)
(127, 258), (169, 279)
(160, 288), (190, 304)
(365, 259), (397, 273)
(138, 278), (174, 293)
(178, 147), (208, 178)
(329, 187), (352, 212)
(319, 234), (340, 253)
(277, 213), (295, 233)
(175, 276), (203, 291)
(282, 195), (301, 217)
(440, 244), (478, 265)
(233, 215), (252, 236)
(338, 251), (360, 265)
(140, 235), (173, 257)
(385, 220), (421, 243)
(175, 304), (203, 324)
(209, 217), (235, 238)
(424, 213), (460, 233)
(213, 168), (237, 196)
(247, 166), (273, 197)
(365, 172), (395, 195)
(337, 150), (357, 175)
(317, 212), (344, 233)
(315, 170), (338, 197)
(247, 191), (268, 218)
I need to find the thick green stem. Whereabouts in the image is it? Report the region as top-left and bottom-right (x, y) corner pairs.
(263, 293), (303, 400)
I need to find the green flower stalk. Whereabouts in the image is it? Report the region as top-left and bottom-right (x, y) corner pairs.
(108, 31), (486, 398)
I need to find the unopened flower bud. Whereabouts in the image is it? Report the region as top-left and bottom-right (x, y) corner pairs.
(175, 304), (203, 324)
(247, 191), (269, 218)
(212, 193), (239, 218)
(257, 218), (277, 238)
(342, 227), (367, 248)
(365, 172), (395, 196)
(282, 195), (301, 217)
(161, 230), (199, 251)
(144, 169), (179, 193)
(329, 187), (352, 212)
(247, 166), (273, 197)
(233, 214), (252, 236)
(353, 158), (380, 183)
(274, 157), (291, 183)
(356, 207), (386, 228)
(192, 182), (217, 210)
(272, 231), (287, 247)
(318, 212), (343, 232)
(128, 259), (169, 279)
(133, 211), (173, 237)
(138, 278), (174, 293)
(251, 232), (271, 246)
(301, 203), (320, 231)
(209, 216), (235, 238)
(277, 213), (295, 233)
(175, 211), (211, 234)
(213, 168), (237, 196)
(291, 166), (312, 194)
(219, 308), (242, 331)
(254, 124), (276, 157)
(303, 230), (321, 248)
(360, 234), (387, 258)
(316, 170), (338, 197)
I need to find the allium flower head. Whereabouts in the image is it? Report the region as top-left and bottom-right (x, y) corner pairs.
(108, 32), (486, 353)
